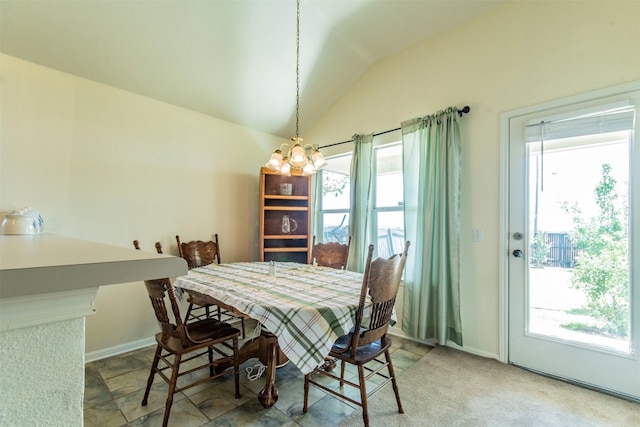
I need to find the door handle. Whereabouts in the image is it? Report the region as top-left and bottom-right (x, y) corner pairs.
(512, 249), (523, 258)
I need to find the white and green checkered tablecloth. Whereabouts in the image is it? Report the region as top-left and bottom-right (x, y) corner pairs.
(174, 262), (364, 374)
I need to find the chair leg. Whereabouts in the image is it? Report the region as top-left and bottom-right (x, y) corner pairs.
(357, 365), (370, 427)
(240, 318), (246, 339)
(302, 373), (311, 413)
(386, 349), (404, 414)
(233, 337), (241, 399)
(339, 360), (346, 387)
(162, 353), (181, 427)
(208, 346), (214, 377)
(142, 345), (161, 406)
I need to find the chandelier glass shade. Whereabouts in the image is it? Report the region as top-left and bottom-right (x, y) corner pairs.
(266, 137), (327, 176)
(265, 0), (327, 176)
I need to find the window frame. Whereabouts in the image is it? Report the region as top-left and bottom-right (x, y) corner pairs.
(317, 154), (351, 244)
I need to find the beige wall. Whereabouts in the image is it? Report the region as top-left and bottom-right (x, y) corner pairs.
(0, 54), (286, 353)
(306, 1), (640, 357)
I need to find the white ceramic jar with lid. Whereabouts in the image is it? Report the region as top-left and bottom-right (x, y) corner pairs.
(0, 207), (44, 235)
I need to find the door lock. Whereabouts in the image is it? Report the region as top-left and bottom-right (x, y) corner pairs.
(512, 249), (523, 258)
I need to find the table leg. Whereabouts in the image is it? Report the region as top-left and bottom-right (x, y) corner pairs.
(257, 335), (279, 407)
(214, 329), (285, 408)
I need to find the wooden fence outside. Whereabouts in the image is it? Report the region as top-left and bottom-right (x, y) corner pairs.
(538, 232), (577, 268)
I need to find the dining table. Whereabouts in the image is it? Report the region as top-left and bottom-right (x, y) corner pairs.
(173, 261), (366, 408)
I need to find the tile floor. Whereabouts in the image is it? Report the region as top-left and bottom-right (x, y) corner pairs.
(84, 331), (432, 427)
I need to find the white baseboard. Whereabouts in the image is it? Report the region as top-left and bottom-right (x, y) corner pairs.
(84, 318), (253, 364)
(389, 329), (500, 362)
(85, 336), (155, 363)
(445, 341), (500, 361)
(389, 329), (436, 346)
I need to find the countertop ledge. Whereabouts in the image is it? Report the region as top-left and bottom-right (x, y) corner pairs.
(0, 234), (187, 298)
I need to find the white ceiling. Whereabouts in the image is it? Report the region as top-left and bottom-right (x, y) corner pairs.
(0, 0), (501, 139)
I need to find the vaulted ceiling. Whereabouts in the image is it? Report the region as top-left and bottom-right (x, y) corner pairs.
(0, 0), (502, 139)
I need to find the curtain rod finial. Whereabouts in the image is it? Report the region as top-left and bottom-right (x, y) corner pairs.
(458, 106), (471, 117)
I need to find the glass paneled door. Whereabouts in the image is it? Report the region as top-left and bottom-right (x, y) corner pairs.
(506, 85), (640, 401)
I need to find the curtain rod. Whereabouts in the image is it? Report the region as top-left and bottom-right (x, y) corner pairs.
(318, 105), (470, 149)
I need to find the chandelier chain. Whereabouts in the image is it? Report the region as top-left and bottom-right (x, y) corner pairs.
(264, 0), (327, 175)
(295, 0), (300, 138)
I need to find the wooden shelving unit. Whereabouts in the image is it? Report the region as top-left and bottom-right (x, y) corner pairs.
(259, 167), (311, 263)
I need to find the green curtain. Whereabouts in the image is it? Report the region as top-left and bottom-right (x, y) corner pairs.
(347, 133), (374, 272)
(401, 107), (463, 346)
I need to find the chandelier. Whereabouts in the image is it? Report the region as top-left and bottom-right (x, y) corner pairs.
(265, 0), (327, 176)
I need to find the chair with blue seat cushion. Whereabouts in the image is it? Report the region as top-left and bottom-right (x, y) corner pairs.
(303, 241), (410, 427)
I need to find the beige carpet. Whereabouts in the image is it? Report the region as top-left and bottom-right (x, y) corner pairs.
(340, 345), (639, 426)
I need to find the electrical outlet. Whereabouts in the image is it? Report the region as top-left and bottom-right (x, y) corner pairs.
(472, 228), (483, 242)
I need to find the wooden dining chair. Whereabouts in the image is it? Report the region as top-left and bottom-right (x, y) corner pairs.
(311, 235), (352, 270)
(176, 234), (246, 337)
(303, 241), (410, 427)
(140, 269), (240, 427)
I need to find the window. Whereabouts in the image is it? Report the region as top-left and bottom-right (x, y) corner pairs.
(318, 142), (405, 259)
(373, 143), (404, 258)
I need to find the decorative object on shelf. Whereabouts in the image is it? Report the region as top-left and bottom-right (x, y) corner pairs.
(281, 215), (297, 234)
(278, 183), (293, 195)
(265, 0), (327, 176)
